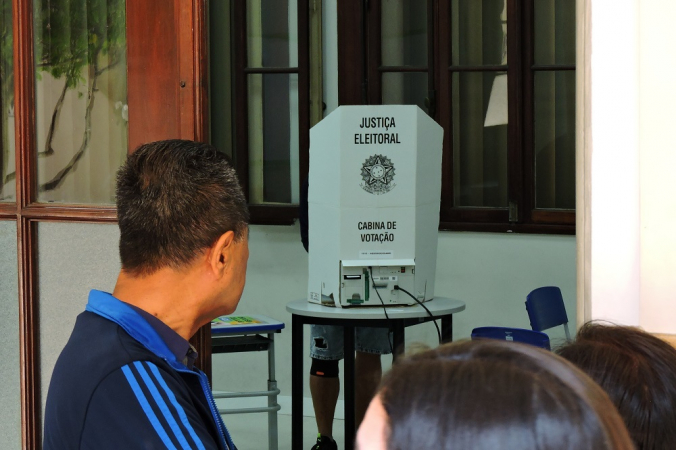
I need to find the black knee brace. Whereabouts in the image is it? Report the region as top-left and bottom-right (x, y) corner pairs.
(310, 358), (339, 378)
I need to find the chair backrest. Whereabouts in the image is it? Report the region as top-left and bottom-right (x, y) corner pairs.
(525, 286), (570, 341)
(471, 326), (551, 350)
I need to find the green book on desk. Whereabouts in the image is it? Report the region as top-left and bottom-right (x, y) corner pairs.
(212, 316), (261, 326)
(211, 314), (285, 334)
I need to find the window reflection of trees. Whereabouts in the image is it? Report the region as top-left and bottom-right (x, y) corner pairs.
(33, 0), (128, 204)
(1, 0), (14, 201)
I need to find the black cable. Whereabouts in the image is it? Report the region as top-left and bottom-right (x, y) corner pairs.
(367, 266), (394, 355)
(394, 285), (442, 345)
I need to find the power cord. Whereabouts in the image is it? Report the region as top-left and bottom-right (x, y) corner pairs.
(394, 285), (442, 345)
(367, 266), (395, 355)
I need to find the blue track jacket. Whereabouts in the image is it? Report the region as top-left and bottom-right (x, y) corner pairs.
(43, 290), (236, 450)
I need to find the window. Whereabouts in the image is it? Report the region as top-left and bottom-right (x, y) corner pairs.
(33, 0), (128, 203)
(0, 0), (13, 202)
(340, 0), (576, 234)
(3, 1), (210, 447)
(211, 0), (320, 224)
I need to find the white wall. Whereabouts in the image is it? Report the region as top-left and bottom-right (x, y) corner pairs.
(212, 225), (576, 398)
(638, 1), (676, 334)
(586, 0), (641, 324)
(579, 0), (676, 334)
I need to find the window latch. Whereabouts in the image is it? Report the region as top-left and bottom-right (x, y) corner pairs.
(425, 89), (436, 117)
(509, 201), (518, 223)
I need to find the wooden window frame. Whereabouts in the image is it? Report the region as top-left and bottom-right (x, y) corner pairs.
(338, 0), (575, 235)
(1, 1), (210, 447)
(231, 0), (311, 225)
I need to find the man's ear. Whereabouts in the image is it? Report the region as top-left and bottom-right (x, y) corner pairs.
(208, 230), (235, 277)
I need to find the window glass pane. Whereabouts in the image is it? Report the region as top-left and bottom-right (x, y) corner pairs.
(382, 72), (427, 112)
(535, 0), (575, 66)
(381, 0), (427, 67)
(247, 0), (298, 69)
(534, 70), (575, 210)
(1, 1), (14, 202)
(452, 71), (508, 207)
(0, 221), (20, 450)
(451, 0), (506, 67)
(33, 0), (127, 204)
(37, 222), (120, 420)
(247, 73), (299, 204)
(210, 0), (234, 160)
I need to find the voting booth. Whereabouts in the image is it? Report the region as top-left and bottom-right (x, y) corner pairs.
(308, 105), (443, 307)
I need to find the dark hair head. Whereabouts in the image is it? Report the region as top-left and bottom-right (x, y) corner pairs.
(116, 139), (249, 276)
(378, 340), (633, 450)
(557, 322), (676, 450)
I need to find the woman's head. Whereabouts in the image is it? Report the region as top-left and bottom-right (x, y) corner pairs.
(557, 322), (676, 450)
(357, 340), (633, 450)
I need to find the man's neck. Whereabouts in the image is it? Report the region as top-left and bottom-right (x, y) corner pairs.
(112, 267), (205, 340)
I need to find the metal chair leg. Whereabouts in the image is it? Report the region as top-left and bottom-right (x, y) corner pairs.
(267, 332), (278, 450)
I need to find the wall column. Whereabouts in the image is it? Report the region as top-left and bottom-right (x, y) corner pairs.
(579, 0), (676, 335)
(577, 0), (641, 326)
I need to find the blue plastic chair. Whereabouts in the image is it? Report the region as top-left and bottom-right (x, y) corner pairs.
(471, 326), (551, 350)
(525, 286), (571, 342)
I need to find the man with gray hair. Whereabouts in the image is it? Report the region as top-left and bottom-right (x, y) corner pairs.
(44, 140), (249, 450)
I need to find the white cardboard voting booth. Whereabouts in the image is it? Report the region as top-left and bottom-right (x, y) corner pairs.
(308, 105), (443, 307)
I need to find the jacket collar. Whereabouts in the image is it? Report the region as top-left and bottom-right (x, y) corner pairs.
(85, 290), (180, 365)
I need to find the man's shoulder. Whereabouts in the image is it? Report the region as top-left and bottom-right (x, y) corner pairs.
(68, 310), (174, 383)
(44, 312), (173, 449)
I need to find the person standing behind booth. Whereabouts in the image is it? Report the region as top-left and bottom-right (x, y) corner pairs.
(300, 178), (392, 450)
(43, 140), (249, 450)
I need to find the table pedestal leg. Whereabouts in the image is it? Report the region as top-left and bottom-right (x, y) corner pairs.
(292, 315), (303, 450)
(442, 315), (453, 343)
(392, 321), (405, 362)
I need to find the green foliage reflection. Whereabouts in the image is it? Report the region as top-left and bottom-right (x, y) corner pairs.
(0, 0), (12, 199)
(33, 0), (126, 192)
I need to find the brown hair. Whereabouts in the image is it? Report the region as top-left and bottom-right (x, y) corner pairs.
(379, 340), (633, 450)
(557, 322), (676, 450)
(116, 140), (249, 276)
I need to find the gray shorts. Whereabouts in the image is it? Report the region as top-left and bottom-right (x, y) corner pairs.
(309, 324), (392, 360)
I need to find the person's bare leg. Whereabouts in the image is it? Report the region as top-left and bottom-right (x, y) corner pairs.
(355, 351), (382, 426)
(310, 374), (340, 438)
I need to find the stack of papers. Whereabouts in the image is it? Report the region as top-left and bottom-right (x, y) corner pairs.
(211, 316), (262, 327)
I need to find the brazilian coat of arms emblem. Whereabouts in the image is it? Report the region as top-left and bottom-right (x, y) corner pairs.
(360, 154), (395, 195)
